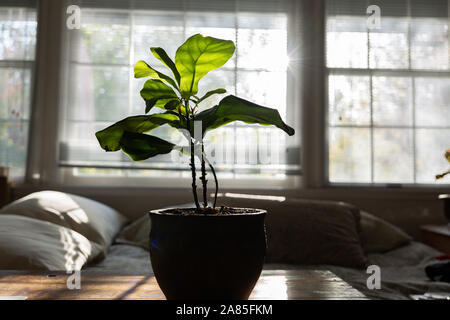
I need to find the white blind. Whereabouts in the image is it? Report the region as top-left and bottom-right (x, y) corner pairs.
(59, 0), (300, 179)
(326, 0), (450, 185)
(0, 2), (37, 180)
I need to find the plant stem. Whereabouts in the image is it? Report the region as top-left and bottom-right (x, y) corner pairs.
(185, 99), (200, 210)
(204, 156), (219, 209)
(200, 143), (208, 208)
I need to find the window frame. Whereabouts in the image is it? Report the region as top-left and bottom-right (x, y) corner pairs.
(18, 0), (450, 193)
(25, 0), (303, 190)
(324, 8), (450, 188)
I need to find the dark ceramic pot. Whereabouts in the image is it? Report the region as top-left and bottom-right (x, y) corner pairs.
(149, 208), (267, 300)
(439, 194), (450, 223)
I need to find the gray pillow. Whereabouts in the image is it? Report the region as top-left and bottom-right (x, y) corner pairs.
(359, 210), (412, 253)
(115, 203), (193, 250)
(0, 214), (103, 271)
(0, 191), (128, 254)
(115, 213), (151, 250)
(262, 199), (368, 269)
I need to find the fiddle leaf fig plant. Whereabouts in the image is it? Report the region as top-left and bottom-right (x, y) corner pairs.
(95, 34), (295, 212)
(436, 149), (450, 180)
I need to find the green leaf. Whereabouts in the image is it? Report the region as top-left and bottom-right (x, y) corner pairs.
(120, 132), (176, 161)
(144, 98), (186, 114)
(175, 34), (235, 98)
(140, 79), (179, 113)
(164, 99), (181, 110)
(196, 88), (226, 104)
(145, 99), (158, 113)
(196, 95), (295, 136)
(150, 47), (181, 85)
(95, 113), (180, 152)
(134, 60), (179, 89)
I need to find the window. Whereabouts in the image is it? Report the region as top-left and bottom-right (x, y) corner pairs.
(0, 2), (37, 180)
(326, 0), (450, 185)
(59, 0), (300, 185)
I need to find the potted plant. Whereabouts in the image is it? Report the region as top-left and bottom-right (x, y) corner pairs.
(95, 34), (295, 300)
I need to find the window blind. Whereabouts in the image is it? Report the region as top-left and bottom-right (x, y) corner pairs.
(59, 0), (301, 180)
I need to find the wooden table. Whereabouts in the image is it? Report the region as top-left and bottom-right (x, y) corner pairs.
(0, 269), (366, 300)
(421, 224), (450, 253)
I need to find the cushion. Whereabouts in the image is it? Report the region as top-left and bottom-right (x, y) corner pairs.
(0, 191), (128, 251)
(116, 214), (151, 250)
(124, 197), (367, 269)
(218, 196), (368, 268)
(0, 214), (103, 271)
(360, 210), (412, 253)
(115, 202), (193, 250)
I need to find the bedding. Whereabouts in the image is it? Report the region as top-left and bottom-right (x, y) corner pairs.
(0, 190), (128, 251)
(327, 241), (450, 300)
(359, 210), (412, 253)
(0, 214), (103, 271)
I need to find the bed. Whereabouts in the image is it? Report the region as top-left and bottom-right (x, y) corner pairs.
(0, 190), (449, 300)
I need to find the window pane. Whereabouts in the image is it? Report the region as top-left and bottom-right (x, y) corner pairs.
(196, 70), (235, 111)
(133, 12), (184, 65)
(372, 76), (412, 126)
(0, 8), (37, 60)
(0, 6), (36, 180)
(329, 128), (371, 183)
(237, 71), (286, 118)
(416, 129), (450, 183)
(0, 68), (32, 120)
(67, 65), (129, 122)
(415, 77), (450, 127)
(373, 129), (413, 183)
(369, 19), (409, 69)
(328, 75), (370, 125)
(326, 17), (368, 68)
(71, 11), (130, 65)
(237, 14), (288, 71)
(411, 20), (449, 70)
(0, 122), (29, 178)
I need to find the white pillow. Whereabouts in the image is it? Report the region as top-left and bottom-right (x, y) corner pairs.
(360, 210), (412, 253)
(0, 214), (103, 271)
(0, 191), (127, 251)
